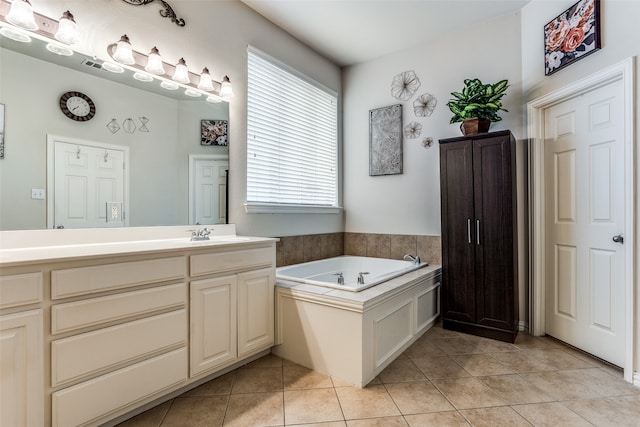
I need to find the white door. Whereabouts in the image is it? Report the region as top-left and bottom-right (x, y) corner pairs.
(544, 78), (626, 366)
(190, 157), (228, 225)
(53, 140), (126, 229)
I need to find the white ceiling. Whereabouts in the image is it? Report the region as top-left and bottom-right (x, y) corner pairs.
(240, 0), (531, 67)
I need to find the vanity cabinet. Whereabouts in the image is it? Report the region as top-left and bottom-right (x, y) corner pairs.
(439, 130), (518, 342)
(190, 247), (275, 378)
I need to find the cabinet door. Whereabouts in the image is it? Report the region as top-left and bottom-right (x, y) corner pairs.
(190, 276), (237, 377)
(237, 268), (275, 357)
(440, 140), (476, 323)
(0, 310), (44, 427)
(473, 135), (517, 330)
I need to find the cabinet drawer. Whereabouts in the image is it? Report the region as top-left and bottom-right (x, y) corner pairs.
(51, 309), (186, 387)
(190, 247), (273, 277)
(51, 283), (185, 334)
(0, 272), (43, 309)
(51, 256), (186, 299)
(52, 347), (187, 427)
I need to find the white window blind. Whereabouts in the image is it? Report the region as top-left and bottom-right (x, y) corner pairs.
(246, 47), (338, 211)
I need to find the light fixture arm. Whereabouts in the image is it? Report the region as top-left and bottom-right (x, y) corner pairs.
(121, 0), (185, 27)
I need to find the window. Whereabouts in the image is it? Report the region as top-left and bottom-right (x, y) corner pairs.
(246, 47), (339, 214)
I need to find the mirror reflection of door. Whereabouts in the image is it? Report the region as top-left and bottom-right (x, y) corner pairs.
(48, 136), (129, 229)
(189, 155), (229, 225)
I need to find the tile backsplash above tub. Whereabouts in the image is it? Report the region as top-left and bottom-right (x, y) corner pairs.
(275, 232), (441, 267)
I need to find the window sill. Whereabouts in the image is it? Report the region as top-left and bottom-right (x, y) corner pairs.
(244, 203), (343, 214)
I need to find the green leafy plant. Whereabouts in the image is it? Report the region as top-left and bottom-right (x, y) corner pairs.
(447, 79), (509, 124)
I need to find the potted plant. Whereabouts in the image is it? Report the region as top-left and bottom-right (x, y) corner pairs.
(447, 78), (509, 135)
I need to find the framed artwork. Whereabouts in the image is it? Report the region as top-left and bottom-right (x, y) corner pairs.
(369, 104), (403, 176)
(544, 0), (601, 76)
(201, 119), (228, 146)
(0, 103), (4, 159)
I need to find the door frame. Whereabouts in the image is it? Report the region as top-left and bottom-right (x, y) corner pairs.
(46, 135), (130, 229)
(527, 57), (635, 382)
(188, 154), (229, 225)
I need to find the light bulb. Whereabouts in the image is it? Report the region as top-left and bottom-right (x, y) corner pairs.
(6, 0), (38, 31)
(112, 34), (135, 65)
(172, 57), (190, 84)
(145, 47), (165, 75)
(197, 67), (214, 91)
(54, 10), (80, 45)
(219, 75), (234, 99)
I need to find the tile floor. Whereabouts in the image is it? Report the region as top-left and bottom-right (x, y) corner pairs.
(116, 324), (640, 426)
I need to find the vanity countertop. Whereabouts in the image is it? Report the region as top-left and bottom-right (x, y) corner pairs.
(0, 225), (278, 267)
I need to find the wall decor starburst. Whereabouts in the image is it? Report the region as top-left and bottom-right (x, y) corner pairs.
(413, 93), (437, 117)
(391, 70), (421, 101)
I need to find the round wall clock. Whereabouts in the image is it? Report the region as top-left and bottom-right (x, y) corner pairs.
(59, 91), (96, 122)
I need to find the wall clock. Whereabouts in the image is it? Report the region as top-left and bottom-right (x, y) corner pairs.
(59, 91), (96, 122)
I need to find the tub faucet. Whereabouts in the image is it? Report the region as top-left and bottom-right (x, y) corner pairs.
(333, 272), (344, 285)
(190, 227), (211, 241)
(403, 254), (421, 264)
(357, 272), (370, 285)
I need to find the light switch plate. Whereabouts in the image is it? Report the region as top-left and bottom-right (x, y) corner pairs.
(31, 189), (45, 200)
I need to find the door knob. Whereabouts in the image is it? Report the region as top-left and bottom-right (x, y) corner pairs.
(612, 234), (624, 244)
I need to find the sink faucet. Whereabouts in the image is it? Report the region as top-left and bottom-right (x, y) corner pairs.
(403, 254), (421, 264)
(190, 227), (211, 241)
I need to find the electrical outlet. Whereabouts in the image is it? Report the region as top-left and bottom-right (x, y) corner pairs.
(31, 189), (45, 200)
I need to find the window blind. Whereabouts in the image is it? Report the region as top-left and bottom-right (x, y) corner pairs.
(246, 48), (338, 209)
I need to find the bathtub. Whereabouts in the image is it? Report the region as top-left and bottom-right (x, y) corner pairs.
(276, 255), (429, 291)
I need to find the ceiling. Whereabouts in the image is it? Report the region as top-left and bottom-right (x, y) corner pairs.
(240, 0), (531, 67)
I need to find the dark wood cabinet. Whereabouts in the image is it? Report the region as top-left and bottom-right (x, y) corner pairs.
(439, 130), (518, 343)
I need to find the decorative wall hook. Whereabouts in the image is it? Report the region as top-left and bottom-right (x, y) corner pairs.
(121, 0), (186, 27)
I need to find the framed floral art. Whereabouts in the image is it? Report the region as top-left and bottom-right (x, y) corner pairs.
(544, 0), (601, 76)
(201, 119), (228, 146)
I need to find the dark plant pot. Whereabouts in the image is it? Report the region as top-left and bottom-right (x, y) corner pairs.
(460, 118), (491, 135)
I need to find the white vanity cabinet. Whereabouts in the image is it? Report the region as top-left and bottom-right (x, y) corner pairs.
(0, 233), (277, 427)
(189, 246), (275, 378)
(0, 272), (45, 427)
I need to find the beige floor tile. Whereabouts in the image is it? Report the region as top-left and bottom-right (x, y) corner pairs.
(385, 381), (454, 414)
(489, 351), (554, 373)
(513, 333), (562, 350)
(404, 411), (471, 426)
(525, 348), (596, 369)
(431, 377), (505, 410)
(346, 416), (409, 426)
(511, 402), (592, 426)
(457, 334), (519, 353)
(284, 388), (344, 424)
(519, 370), (601, 400)
(116, 400), (171, 427)
(424, 325), (466, 340)
(477, 374), (554, 405)
(609, 394), (640, 415)
(160, 396), (228, 427)
(459, 406), (531, 427)
(559, 368), (640, 398)
(243, 354), (285, 369)
(404, 336), (446, 358)
(430, 338), (486, 355)
(287, 422), (346, 427)
(232, 366), (283, 393)
(562, 398), (640, 427)
(412, 356), (471, 380)
(335, 384), (400, 419)
(224, 392), (283, 427)
(377, 358), (427, 383)
(450, 354), (517, 376)
(284, 363), (333, 390)
(182, 372), (235, 397)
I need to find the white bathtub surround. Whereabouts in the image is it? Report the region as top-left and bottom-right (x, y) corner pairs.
(274, 263), (441, 387)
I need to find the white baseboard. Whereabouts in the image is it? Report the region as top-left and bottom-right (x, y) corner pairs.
(634, 372), (640, 388)
(518, 320), (528, 332)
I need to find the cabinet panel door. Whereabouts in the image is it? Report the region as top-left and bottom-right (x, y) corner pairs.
(237, 268), (274, 357)
(0, 309), (44, 427)
(190, 276), (237, 377)
(440, 140), (476, 323)
(473, 135), (517, 330)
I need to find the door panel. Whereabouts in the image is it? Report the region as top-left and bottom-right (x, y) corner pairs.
(439, 140), (475, 323)
(544, 78), (625, 366)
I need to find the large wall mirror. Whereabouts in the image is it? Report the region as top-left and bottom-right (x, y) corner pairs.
(0, 35), (230, 231)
